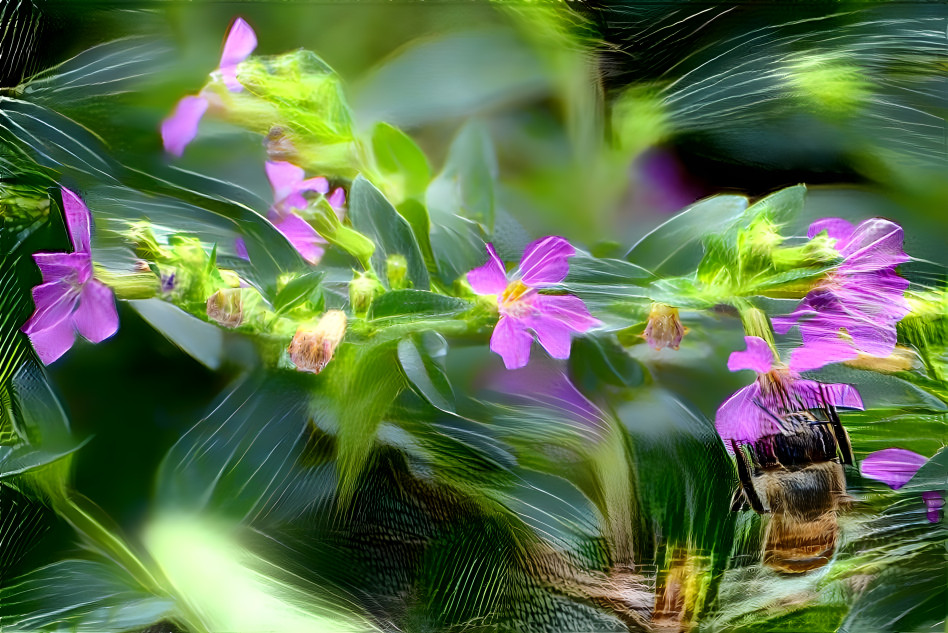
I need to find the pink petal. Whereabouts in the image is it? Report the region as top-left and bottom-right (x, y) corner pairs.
(808, 217), (855, 243)
(161, 95), (209, 157)
(840, 219), (909, 270)
(33, 252), (89, 284)
(25, 309), (76, 365)
(61, 187), (91, 254)
(727, 336), (774, 373)
(490, 315), (533, 370)
(714, 383), (781, 443)
(271, 211), (326, 265)
(22, 281), (79, 336)
(328, 187), (346, 209)
(788, 340), (859, 372)
(797, 379), (864, 410)
(860, 448), (927, 490)
(467, 243), (508, 296)
(922, 491), (944, 523)
(219, 17), (257, 92)
(533, 294), (600, 332)
(266, 161), (304, 205)
(73, 280), (119, 343)
(234, 237), (249, 260)
(517, 236), (575, 287)
(283, 177), (330, 212)
(523, 313), (573, 360)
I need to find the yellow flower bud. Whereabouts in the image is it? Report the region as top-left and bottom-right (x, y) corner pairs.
(643, 303), (687, 351)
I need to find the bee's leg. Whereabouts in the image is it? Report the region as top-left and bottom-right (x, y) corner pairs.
(730, 487), (749, 512)
(732, 441), (766, 514)
(828, 407), (854, 465)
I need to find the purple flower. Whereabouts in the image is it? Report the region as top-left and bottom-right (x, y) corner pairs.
(715, 336), (863, 444)
(262, 161), (345, 265)
(467, 236), (600, 370)
(774, 218), (910, 372)
(21, 188), (119, 364)
(861, 448), (944, 523)
(161, 17), (257, 156)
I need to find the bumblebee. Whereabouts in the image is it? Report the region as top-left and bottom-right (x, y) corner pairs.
(731, 409), (854, 573)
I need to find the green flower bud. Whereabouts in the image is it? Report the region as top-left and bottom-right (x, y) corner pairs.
(94, 264), (160, 300)
(385, 254), (410, 290)
(349, 272), (384, 317)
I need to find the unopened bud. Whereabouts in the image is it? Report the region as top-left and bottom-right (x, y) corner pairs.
(288, 310), (347, 374)
(264, 126), (297, 162)
(386, 254), (410, 290)
(206, 288), (243, 328)
(349, 272), (384, 316)
(643, 303), (686, 351)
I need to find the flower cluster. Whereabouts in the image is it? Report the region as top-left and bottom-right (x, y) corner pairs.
(21, 189), (119, 364)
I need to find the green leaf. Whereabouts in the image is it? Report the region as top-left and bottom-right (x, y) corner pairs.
(743, 184), (807, 224)
(156, 372), (317, 520)
(371, 122), (431, 199)
(353, 28), (551, 128)
(0, 559), (175, 632)
(130, 299), (224, 371)
(625, 194), (748, 276)
(427, 120), (497, 230)
(902, 446), (947, 493)
(369, 289), (471, 322)
(397, 198), (435, 271)
(569, 334), (646, 390)
(348, 176), (429, 290)
(272, 271), (325, 314)
(398, 333), (456, 414)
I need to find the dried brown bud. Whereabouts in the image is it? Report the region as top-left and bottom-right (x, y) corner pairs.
(264, 126), (297, 162)
(643, 303), (686, 351)
(206, 288), (243, 328)
(288, 310), (348, 374)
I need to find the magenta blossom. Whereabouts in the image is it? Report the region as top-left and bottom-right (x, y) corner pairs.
(161, 17), (257, 156)
(467, 236), (599, 370)
(715, 336), (863, 445)
(774, 218), (910, 372)
(21, 189), (119, 364)
(861, 448), (944, 523)
(235, 161), (345, 264)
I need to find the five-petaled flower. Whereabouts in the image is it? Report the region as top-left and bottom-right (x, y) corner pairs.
(774, 217), (910, 372)
(467, 236), (599, 370)
(161, 17), (257, 156)
(236, 161), (345, 264)
(21, 188), (119, 364)
(860, 448), (944, 523)
(715, 336), (863, 445)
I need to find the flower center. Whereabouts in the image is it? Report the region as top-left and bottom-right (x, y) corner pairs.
(499, 280), (537, 318)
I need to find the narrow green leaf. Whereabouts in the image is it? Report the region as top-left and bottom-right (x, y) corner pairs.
(348, 176), (429, 289)
(369, 290), (470, 321)
(625, 194), (748, 275)
(371, 122), (431, 199)
(273, 271), (325, 314)
(398, 333), (456, 414)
